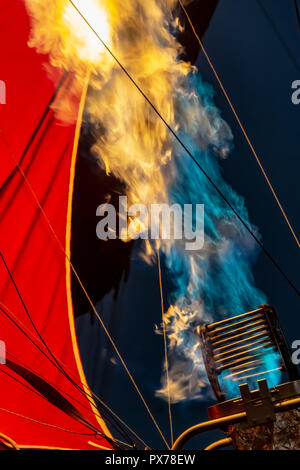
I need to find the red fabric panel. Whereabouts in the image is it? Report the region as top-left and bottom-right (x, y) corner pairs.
(0, 0), (61, 186)
(0, 0), (113, 449)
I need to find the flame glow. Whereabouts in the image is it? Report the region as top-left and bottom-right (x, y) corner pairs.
(25, 0), (280, 403)
(62, 0), (110, 62)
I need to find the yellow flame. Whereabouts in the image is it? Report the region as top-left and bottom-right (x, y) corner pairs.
(63, 0), (110, 63)
(25, 0), (191, 211)
(25, 0), (112, 78)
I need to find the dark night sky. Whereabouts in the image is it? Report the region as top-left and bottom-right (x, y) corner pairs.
(76, 0), (300, 450)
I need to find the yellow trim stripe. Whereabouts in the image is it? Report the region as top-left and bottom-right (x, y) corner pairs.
(88, 440), (112, 450)
(65, 69), (113, 442)
(20, 445), (74, 451)
(0, 432), (20, 450)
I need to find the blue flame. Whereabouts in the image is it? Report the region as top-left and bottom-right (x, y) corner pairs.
(158, 72), (282, 401)
(167, 72), (267, 318)
(218, 348), (282, 400)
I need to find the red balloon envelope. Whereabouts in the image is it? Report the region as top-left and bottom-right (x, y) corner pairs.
(0, 0), (114, 450)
